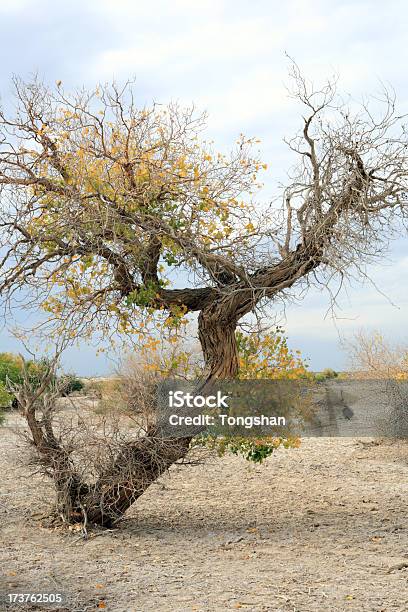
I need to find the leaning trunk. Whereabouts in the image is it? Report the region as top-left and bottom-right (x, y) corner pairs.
(65, 308), (239, 526)
(79, 435), (192, 527)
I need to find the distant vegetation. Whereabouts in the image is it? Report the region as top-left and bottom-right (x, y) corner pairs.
(0, 352), (84, 410)
(314, 368), (339, 382)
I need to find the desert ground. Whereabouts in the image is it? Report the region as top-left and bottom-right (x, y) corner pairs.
(1, 410), (408, 612)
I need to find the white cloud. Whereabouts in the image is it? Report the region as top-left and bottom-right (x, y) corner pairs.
(83, 0), (408, 146)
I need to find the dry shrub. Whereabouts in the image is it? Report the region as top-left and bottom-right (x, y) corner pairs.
(95, 356), (160, 435)
(82, 378), (111, 399)
(100, 340), (201, 418)
(346, 330), (408, 379)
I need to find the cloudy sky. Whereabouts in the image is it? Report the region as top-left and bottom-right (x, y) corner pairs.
(1, 0), (407, 374)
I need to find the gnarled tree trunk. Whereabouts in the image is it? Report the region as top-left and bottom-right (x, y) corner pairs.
(79, 310), (239, 526)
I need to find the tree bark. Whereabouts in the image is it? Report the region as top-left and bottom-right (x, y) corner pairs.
(198, 306), (239, 379)
(80, 435), (191, 527)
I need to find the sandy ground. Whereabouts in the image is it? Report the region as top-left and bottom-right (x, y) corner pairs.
(1, 412), (408, 612)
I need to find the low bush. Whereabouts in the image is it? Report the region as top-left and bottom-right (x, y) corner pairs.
(58, 374), (85, 396)
(314, 368), (339, 382)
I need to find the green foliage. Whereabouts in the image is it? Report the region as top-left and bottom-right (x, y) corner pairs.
(0, 356), (20, 421)
(0, 352), (82, 406)
(0, 353), (54, 408)
(125, 282), (159, 308)
(191, 329), (309, 463)
(0, 381), (13, 405)
(25, 358), (54, 388)
(0, 381), (12, 424)
(229, 330), (309, 461)
(0, 352), (54, 386)
(193, 434), (300, 464)
(59, 374), (84, 396)
(163, 251), (179, 266)
(0, 353), (24, 388)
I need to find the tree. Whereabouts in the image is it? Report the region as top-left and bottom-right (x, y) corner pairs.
(13, 328), (307, 526)
(1, 67), (408, 525)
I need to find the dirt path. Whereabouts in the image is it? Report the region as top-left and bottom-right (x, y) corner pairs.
(1, 416), (408, 611)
